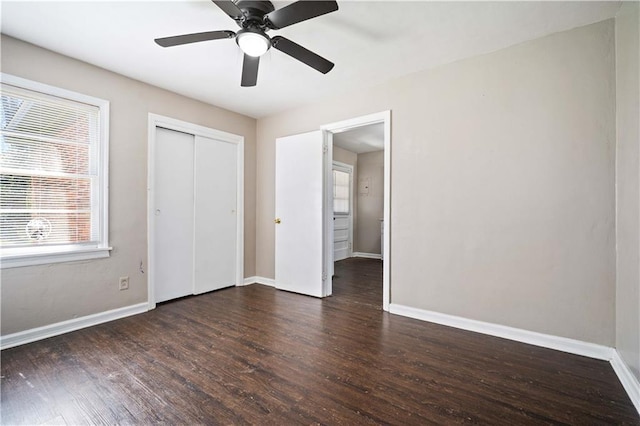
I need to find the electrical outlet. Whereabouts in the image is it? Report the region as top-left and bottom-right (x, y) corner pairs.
(119, 276), (129, 291)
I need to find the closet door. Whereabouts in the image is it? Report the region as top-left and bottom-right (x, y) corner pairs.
(153, 127), (195, 303)
(193, 136), (238, 294)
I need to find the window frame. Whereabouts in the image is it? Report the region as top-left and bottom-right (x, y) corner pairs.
(0, 73), (111, 268)
(332, 168), (351, 215)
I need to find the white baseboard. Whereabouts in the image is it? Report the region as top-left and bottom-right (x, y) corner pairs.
(3, 297), (637, 414)
(0, 302), (148, 350)
(352, 252), (382, 260)
(389, 303), (614, 361)
(611, 350), (640, 413)
(243, 276), (275, 287)
(389, 303), (640, 414)
(242, 276), (259, 286)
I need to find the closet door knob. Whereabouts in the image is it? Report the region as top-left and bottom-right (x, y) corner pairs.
(274, 218), (281, 224)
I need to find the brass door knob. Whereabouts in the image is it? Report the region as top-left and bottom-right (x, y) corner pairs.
(274, 218), (281, 224)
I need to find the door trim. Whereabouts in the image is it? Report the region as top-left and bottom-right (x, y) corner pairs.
(147, 113), (244, 310)
(321, 111), (391, 311)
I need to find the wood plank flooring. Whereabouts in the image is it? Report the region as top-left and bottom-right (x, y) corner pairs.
(1, 258), (638, 424)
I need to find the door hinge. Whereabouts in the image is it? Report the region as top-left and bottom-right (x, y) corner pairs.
(322, 273), (327, 281)
(323, 143), (328, 154)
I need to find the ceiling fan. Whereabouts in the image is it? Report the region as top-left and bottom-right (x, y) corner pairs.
(155, 0), (339, 87)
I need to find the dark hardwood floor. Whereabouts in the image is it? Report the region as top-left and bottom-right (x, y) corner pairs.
(2, 258), (638, 424)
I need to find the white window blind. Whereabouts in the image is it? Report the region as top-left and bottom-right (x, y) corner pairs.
(333, 169), (350, 214)
(0, 75), (109, 267)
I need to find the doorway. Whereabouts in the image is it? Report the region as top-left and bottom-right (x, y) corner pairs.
(147, 114), (244, 309)
(272, 112), (389, 308)
(322, 111), (391, 311)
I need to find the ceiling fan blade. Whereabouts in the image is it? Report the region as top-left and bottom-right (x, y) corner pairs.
(211, 0), (245, 21)
(271, 36), (334, 74)
(155, 30), (235, 47)
(241, 54), (259, 87)
(265, 1), (338, 30)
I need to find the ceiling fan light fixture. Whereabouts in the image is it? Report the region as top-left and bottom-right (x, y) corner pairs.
(236, 29), (270, 57)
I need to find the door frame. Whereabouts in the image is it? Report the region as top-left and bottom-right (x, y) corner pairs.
(332, 161), (354, 263)
(321, 110), (391, 311)
(147, 113), (244, 310)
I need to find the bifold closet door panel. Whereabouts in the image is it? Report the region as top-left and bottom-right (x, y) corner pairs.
(193, 135), (238, 294)
(153, 127), (195, 303)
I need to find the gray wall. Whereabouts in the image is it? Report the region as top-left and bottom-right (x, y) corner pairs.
(615, 2), (640, 381)
(0, 36), (257, 335)
(355, 150), (383, 254)
(333, 145), (357, 167)
(256, 20), (616, 345)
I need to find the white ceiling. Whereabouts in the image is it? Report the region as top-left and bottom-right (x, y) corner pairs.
(334, 122), (383, 154)
(1, 1), (621, 119)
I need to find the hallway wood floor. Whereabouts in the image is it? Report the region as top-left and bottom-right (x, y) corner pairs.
(1, 258), (638, 424)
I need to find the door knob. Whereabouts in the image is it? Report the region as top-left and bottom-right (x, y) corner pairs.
(274, 218), (281, 224)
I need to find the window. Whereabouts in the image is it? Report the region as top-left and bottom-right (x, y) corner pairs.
(333, 169), (350, 214)
(0, 74), (110, 268)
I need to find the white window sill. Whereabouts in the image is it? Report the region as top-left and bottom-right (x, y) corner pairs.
(1, 247), (112, 269)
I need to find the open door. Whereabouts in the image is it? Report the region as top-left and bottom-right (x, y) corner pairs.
(275, 131), (331, 297)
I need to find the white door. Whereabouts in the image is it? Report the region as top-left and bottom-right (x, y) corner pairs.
(332, 163), (353, 262)
(154, 127), (195, 303)
(275, 131), (329, 297)
(194, 135), (238, 294)
(152, 128), (239, 303)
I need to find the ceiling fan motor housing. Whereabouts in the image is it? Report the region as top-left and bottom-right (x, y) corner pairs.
(236, 1), (276, 28)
